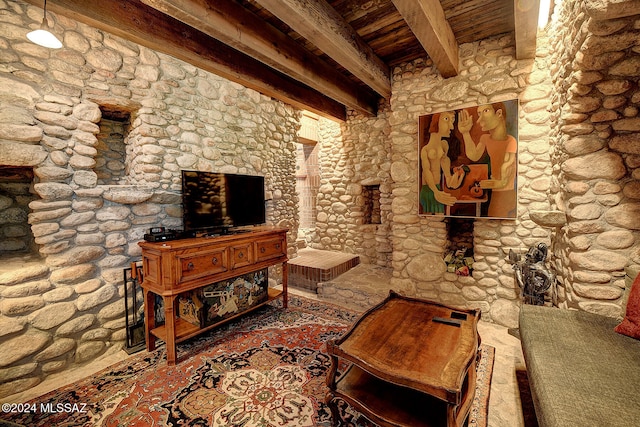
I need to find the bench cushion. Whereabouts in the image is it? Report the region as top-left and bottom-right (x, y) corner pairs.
(520, 304), (640, 427)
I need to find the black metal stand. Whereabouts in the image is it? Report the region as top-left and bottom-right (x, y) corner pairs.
(123, 261), (145, 354)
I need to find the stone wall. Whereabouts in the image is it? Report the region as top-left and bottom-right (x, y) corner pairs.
(0, 0), (298, 398)
(387, 34), (556, 327)
(546, 0), (640, 315)
(314, 33), (556, 326)
(311, 0), (640, 327)
(311, 103), (394, 267)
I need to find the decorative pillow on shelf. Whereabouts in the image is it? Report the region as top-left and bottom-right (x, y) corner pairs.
(615, 272), (640, 340)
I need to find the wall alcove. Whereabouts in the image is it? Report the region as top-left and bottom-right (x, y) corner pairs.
(0, 166), (39, 260)
(444, 217), (475, 275)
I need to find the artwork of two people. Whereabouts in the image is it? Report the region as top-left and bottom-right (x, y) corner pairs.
(419, 99), (518, 219)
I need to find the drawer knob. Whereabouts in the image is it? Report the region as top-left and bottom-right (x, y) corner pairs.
(238, 252), (244, 259)
(212, 257), (218, 265)
(275, 243), (281, 249)
(187, 262), (195, 271)
(260, 247), (266, 253)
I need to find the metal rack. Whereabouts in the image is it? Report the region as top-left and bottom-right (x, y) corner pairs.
(123, 261), (145, 354)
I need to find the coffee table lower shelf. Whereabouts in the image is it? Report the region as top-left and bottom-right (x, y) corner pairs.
(331, 364), (452, 427)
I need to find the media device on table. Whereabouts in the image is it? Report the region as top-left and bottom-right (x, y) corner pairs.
(143, 226), (177, 242)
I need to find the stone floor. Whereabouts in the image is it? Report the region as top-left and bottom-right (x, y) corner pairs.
(317, 263), (393, 309)
(4, 270), (529, 427)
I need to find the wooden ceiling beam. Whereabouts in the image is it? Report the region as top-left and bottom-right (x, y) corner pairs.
(391, 0), (459, 78)
(514, 0), (540, 59)
(140, 0), (378, 116)
(254, 0), (391, 99)
(21, 0), (350, 121)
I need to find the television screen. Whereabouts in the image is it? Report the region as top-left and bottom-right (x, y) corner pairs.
(182, 170), (266, 233)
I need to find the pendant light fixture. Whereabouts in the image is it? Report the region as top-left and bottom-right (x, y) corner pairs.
(26, 0), (63, 49)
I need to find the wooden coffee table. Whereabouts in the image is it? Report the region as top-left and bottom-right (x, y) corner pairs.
(325, 291), (481, 427)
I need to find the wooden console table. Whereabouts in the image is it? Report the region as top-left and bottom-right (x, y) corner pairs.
(326, 291), (480, 427)
(139, 226), (288, 365)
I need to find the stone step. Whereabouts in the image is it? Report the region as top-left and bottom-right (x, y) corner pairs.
(288, 248), (359, 292)
(317, 264), (394, 310)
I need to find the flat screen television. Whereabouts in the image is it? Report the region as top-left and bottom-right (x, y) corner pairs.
(181, 170), (266, 234)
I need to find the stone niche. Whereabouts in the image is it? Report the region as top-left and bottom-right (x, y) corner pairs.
(95, 106), (132, 185)
(362, 184), (381, 225)
(444, 217), (475, 276)
(0, 166), (38, 258)
(445, 217), (474, 254)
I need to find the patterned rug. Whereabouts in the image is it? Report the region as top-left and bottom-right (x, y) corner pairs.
(2, 296), (494, 427)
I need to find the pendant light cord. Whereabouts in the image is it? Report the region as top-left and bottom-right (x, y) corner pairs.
(41, 0), (50, 29)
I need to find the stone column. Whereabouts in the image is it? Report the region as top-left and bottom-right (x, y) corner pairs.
(547, 0), (640, 316)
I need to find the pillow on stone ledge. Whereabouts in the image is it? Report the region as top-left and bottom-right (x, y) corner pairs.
(615, 272), (640, 340)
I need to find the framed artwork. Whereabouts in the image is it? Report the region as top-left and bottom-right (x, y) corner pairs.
(418, 99), (519, 219)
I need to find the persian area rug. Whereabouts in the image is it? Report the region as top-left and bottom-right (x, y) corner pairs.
(2, 296), (494, 427)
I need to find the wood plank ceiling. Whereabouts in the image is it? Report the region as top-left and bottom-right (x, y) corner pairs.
(22, 0), (541, 121)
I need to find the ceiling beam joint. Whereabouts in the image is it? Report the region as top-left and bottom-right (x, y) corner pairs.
(254, 0), (391, 99)
(391, 0), (459, 78)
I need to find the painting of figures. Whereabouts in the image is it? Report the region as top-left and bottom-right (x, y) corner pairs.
(418, 99), (519, 219)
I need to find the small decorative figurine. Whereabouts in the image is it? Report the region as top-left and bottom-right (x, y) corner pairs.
(509, 243), (557, 306)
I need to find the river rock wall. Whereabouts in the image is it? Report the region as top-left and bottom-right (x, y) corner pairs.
(547, 0), (640, 315)
(313, 31), (556, 327)
(311, 103), (394, 267)
(311, 0), (639, 327)
(0, 0), (298, 398)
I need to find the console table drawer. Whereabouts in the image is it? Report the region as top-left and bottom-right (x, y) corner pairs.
(230, 243), (253, 269)
(255, 237), (286, 262)
(177, 248), (228, 284)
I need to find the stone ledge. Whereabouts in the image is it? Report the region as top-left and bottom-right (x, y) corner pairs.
(529, 210), (567, 227)
(586, 0), (640, 20)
